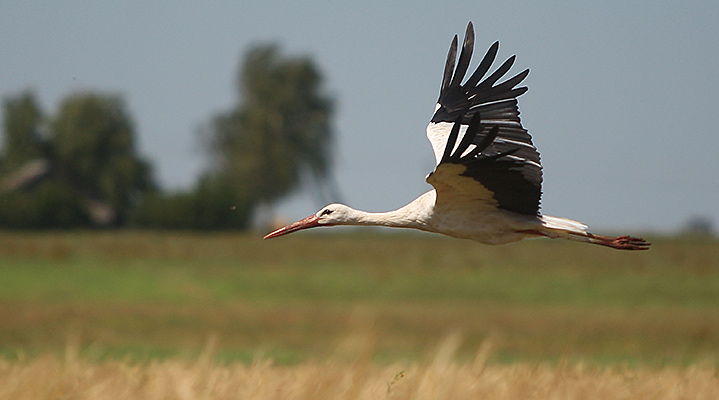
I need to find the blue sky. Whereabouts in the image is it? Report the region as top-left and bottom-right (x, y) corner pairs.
(1, 1), (717, 232)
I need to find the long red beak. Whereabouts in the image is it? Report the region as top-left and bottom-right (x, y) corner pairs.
(263, 214), (321, 239)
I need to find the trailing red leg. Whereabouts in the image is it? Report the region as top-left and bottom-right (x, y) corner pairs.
(518, 228), (650, 250)
(577, 233), (650, 250)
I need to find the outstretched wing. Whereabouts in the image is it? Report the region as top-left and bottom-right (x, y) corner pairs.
(425, 22), (542, 216)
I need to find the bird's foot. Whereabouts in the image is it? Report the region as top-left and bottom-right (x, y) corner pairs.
(590, 234), (651, 250)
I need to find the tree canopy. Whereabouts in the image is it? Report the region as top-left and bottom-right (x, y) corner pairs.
(1, 92), (45, 172)
(207, 44), (335, 209)
(50, 93), (154, 224)
(0, 44), (336, 230)
(0, 91), (154, 228)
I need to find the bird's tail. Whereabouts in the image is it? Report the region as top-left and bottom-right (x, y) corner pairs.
(541, 215), (588, 234)
(540, 215), (650, 250)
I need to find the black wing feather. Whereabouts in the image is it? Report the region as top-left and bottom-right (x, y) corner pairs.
(449, 23), (474, 88)
(430, 22), (542, 216)
(440, 36), (458, 93)
(465, 41), (498, 88)
(475, 56), (516, 91)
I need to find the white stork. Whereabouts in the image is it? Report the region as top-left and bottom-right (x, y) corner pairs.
(264, 22), (650, 250)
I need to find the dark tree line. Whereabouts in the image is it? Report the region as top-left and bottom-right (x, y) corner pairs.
(0, 44), (336, 230)
(0, 92), (152, 228)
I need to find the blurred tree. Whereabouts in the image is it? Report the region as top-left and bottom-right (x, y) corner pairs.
(0, 92), (85, 228)
(133, 176), (252, 230)
(1, 92), (45, 172)
(0, 180), (88, 228)
(0, 91), (154, 228)
(206, 44), (337, 223)
(681, 216), (715, 237)
(50, 93), (154, 225)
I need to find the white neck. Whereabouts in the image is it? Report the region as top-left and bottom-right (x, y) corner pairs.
(342, 191), (435, 230)
(348, 209), (417, 228)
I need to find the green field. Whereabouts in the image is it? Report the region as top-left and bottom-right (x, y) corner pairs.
(0, 231), (717, 367)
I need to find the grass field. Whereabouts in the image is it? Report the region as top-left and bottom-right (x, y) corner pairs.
(2, 337), (718, 399)
(0, 231), (718, 398)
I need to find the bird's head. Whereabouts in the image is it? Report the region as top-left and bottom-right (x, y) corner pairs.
(263, 203), (354, 239)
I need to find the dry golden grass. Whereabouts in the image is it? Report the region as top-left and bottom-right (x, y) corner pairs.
(1, 337), (717, 400)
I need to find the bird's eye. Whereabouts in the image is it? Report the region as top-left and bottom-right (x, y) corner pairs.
(321, 209), (333, 216)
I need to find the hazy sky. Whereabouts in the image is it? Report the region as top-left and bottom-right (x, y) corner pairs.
(2, 1), (717, 232)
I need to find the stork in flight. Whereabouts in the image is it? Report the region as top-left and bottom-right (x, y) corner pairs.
(264, 22), (650, 250)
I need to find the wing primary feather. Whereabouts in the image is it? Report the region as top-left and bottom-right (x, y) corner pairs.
(441, 36), (458, 92)
(451, 113), (482, 161)
(440, 115), (463, 163)
(456, 122), (499, 161)
(469, 86), (528, 105)
(500, 68), (530, 90)
(464, 41), (499, 88)
(483, 147), (519, 161)
(471, 69), (529, 102)
(473, 125), (500, 155)
(476, 55), (516, 90)
(449, 23), (474, 88)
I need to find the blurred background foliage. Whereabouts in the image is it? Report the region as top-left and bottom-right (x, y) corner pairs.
(0, 44), (335, 230)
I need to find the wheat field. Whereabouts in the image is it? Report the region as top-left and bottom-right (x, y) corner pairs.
(2, 336), (717, 400)
(1, 232), (718, 398)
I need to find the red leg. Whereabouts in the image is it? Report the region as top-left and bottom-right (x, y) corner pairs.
(580, 233), (650, 250)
